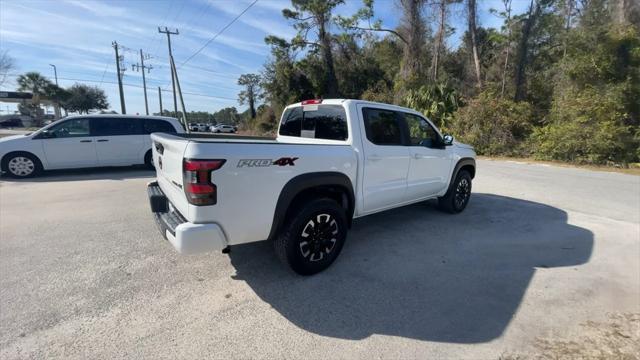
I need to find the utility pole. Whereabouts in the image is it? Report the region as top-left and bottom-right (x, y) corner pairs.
(170, 55), (188, 131)
(132, 49), (153, 115)
(112, 41), (126, 114)
(158, 87), (163, 115)
(158, 27), (179, 115)
(48, 64), (58, 86)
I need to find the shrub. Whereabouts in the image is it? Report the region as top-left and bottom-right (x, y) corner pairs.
(532, 86), (638, 164)
(402, 83), (461, 129)
(449, 92), (534, 156)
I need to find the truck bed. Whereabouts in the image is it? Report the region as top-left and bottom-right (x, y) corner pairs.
(164, 133), (277, 143)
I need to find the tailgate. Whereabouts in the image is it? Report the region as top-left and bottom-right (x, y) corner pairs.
(150, 133), (190, 219)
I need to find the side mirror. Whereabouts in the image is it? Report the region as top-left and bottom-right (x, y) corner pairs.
(443, 134), (454, 146)
(35, 130), (54, 139)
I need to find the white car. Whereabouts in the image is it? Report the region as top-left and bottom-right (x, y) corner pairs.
(189, 123), (209, 132)
(0, 115), (184, 178)
(211, 124), (236, 133)
(148, 99), (475, 275)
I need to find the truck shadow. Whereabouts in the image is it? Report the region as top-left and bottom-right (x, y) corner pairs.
(228, 193), (593, 343)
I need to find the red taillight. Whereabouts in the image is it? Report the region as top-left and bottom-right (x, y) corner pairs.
(183, 159), (225, 205)
(301, 99), (323, 105)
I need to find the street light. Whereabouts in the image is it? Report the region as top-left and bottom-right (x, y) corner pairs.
(49, 64), (58, 86)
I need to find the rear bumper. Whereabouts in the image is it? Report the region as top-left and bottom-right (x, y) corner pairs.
(147, 181), (227, 254)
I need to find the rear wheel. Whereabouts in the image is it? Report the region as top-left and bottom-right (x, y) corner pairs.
(144, 150), (154, 169)
(438, 170), (472, 213)
(274, 198), (348, 275)
(2, 152), (42, 178)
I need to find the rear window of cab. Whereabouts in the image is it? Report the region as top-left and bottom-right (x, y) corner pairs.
(279, 105), (347, 141)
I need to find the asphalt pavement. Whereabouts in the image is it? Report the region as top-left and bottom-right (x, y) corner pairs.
(0, 160), (638, 359)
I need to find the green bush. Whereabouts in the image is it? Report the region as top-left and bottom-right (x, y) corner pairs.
(532, 86), (638, 164)
(402, 83), (461, 129)
(449, 92), (534, 156)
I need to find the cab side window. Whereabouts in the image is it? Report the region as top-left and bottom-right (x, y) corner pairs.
(48, 118), (90, 138)
(363, 108), (403, 145)
(404, 113), (441, 148)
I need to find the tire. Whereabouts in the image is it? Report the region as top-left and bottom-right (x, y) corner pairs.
(274, 198), (348, 275)
(1, 152), (42, 178)
(144, 150), (154, 169)
(438, 170), (472, 213)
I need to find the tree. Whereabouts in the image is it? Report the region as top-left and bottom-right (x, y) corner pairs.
(513, 0), (541, 101)
(335, 0), (422, 89)
(16, 72), (54, 121)
(432, 0), (447, 81)
(16, 72), (52, 97)
(0, 51), (14, 87)
(262, 35), (315, 110)
(283, 0), (344, 97)
(212, 107), (240, 124)
(237, 74), (262, 119)
(62, 84), (109, 114)
(467, 0), (482, 88)
(399, 0), (428, 83)
(497, 0), (513, 97)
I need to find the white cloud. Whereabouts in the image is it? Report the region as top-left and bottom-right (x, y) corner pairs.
(61, 0), (128, 17)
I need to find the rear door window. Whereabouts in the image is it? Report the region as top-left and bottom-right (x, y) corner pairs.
(279, 105), (347, 140)
(362, 108), (403, 145)
(143, 119), (177, 134)
(92, 118), (141, 136)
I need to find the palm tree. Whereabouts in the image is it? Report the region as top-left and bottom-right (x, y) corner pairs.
(16, 72), (54, 123)
(17, 71), (52, 96)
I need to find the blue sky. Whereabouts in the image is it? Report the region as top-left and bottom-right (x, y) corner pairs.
(0, 0), (530, 115)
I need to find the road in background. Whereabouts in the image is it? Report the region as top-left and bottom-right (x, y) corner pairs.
(0, 161), (638, 359)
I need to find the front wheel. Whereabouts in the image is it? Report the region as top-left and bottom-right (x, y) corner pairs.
(274, 198), (348, 275)
(2, 152), (42, 178)
(438, 170), (472, 213)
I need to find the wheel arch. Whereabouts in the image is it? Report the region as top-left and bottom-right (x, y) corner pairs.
(445, 157), (476, 193)
(268, 172), (355, 241)
(1, 150), (44, 172)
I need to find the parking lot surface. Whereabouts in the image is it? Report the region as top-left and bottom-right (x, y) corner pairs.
(1, 160), (638, 359)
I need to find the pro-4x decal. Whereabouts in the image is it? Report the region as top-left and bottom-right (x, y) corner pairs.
(237, 157), (298, 168)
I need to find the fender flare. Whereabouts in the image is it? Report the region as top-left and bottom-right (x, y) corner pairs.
(268, 172), (355, 241)
(444, 157), (476, 194)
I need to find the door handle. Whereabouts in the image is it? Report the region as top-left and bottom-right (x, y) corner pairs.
(80, 140), (92, 143)
(97, 139), (109, 142)
(368, 154), (382, 161)
(413, 153), (427, 159)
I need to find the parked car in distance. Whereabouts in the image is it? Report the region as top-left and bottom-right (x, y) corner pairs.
(211, 124), (236, 133)
(189, 123), (209, 132)
(148, 99), (476, 275)
(0, 117), (24, 128)
(0, 115), (184, 178)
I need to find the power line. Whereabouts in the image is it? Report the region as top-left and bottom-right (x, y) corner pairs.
(5, 74), (236, 101)
(98, 61), (110, 86)
(179, 0), (259, 68)
(57, 76), (236, 101)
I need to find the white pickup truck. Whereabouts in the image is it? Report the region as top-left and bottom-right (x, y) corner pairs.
(148, 99), (476, 275)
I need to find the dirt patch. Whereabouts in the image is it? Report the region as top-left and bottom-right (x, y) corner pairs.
(501, 313), (640, 359)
